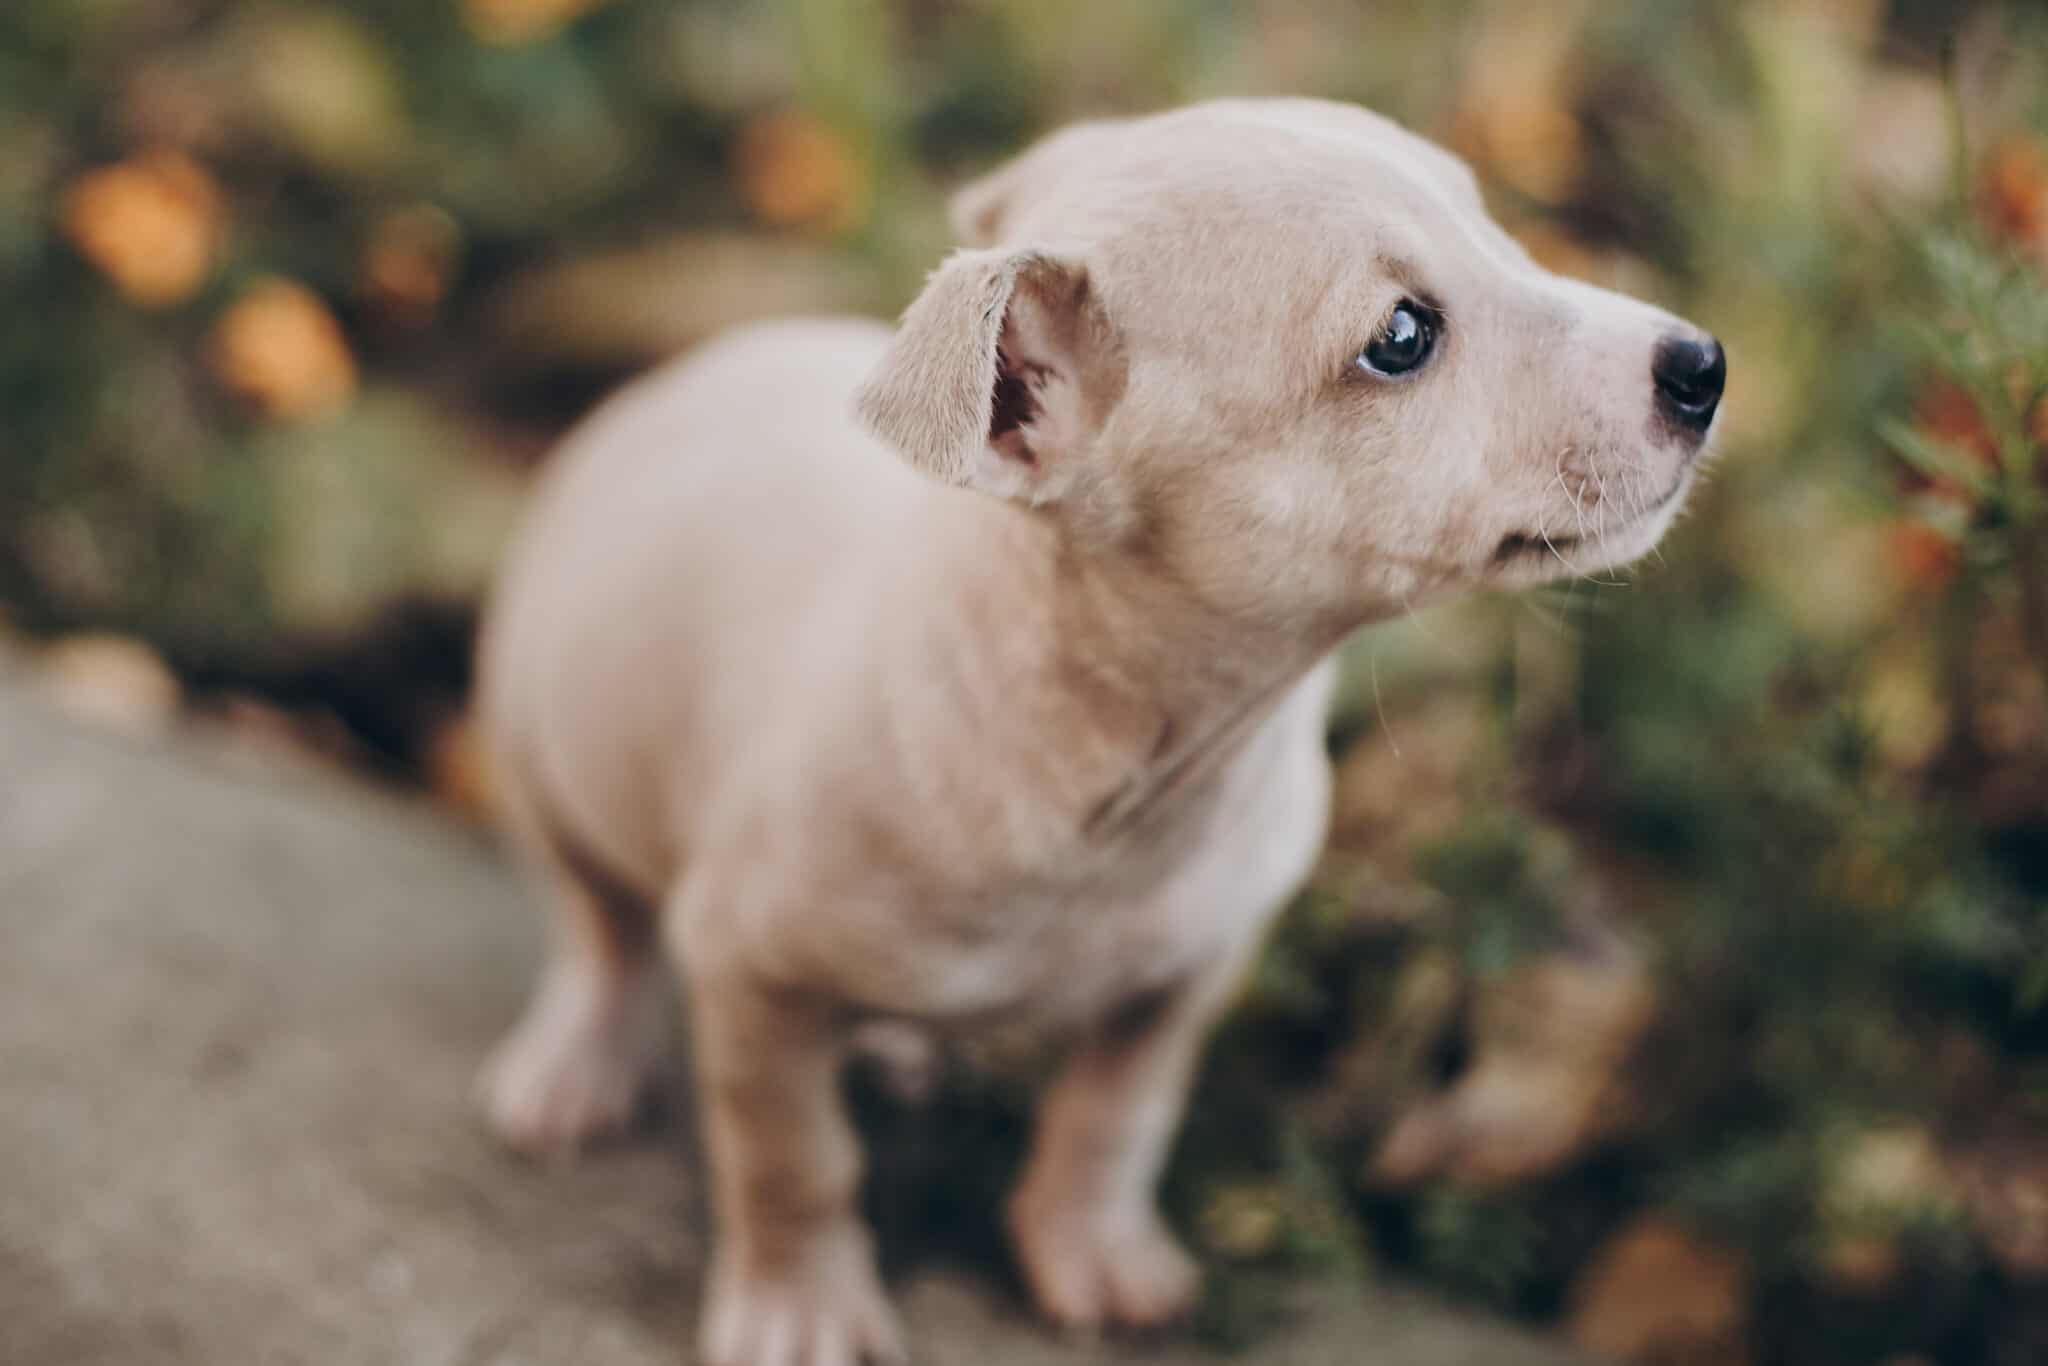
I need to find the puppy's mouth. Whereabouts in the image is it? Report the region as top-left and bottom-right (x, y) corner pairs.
(1490, 466), (1693, 568)
(1491, 527), (1580, 563)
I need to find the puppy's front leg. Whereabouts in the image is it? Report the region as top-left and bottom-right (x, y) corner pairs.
(1008, 955), (1247, 1333)
(685, 958), (905, 1366)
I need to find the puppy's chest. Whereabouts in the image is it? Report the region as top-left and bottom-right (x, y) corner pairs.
(885, 721), (1330, 1029)
(880, 878), (1203, 1037)
(979, 873), (1228, 1027)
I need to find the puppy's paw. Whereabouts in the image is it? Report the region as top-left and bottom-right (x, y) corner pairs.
(699, 1223), (906, 1366)
(1008, 1187), (1201, 1333)
(476, 967), (658, 1157)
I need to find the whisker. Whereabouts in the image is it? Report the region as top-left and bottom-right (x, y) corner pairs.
(1539, 527), (1627, 587)
(1368, 650), (1402, 760)
(1396, 589), (1440, 641)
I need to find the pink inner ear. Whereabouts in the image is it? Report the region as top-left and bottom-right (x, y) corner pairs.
(988, 348), (1044, 464)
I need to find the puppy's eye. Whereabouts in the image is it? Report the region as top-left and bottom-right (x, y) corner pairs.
(1356, 300), (1437, 377)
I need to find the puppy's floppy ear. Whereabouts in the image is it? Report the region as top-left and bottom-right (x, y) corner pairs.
(856, 246), (1116, 499)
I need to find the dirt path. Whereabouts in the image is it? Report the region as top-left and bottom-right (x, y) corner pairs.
(0, 684), (1587, 1365)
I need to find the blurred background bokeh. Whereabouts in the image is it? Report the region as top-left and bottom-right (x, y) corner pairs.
(7, 2), (2048, 1362)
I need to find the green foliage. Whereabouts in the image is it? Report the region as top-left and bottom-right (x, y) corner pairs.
(1413, 1191), (1550, 1312)
(1418, 812), (1593, 974)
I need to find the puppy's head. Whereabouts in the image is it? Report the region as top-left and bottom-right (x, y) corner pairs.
(858, 98), (1723, 629)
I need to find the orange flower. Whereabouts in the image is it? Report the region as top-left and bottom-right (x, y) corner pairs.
(60, 150), (222, 307)
(1888, 521), (1960, 593)
(360, 204), (460, 328)
(462, 0), (609, 45)
(1901, 379), (1999, 507)
(209, 278), (357, 422)
(1978, 137), (2048, 257)
(735, 109), (865, 233)
(1915, 379), (1998, 464)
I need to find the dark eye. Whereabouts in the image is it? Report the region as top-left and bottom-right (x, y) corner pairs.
(1356, 300), (1437, 377)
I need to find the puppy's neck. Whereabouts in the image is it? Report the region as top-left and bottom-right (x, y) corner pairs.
(930, 497), (1340, 841)
(1057, 544), (1338, 837)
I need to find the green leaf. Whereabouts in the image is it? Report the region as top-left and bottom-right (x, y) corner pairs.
(1876, 415), (1994, 499)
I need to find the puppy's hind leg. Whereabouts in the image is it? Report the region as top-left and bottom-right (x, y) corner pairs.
(478, 777), (667, 1158)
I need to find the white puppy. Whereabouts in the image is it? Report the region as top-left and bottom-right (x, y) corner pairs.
(474, 98), (1724, 1366)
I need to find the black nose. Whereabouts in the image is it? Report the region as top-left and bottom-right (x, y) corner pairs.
(1652, 333), (1726, 431)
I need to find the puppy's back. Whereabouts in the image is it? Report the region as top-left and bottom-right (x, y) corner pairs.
(477, 317), (921, 875)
